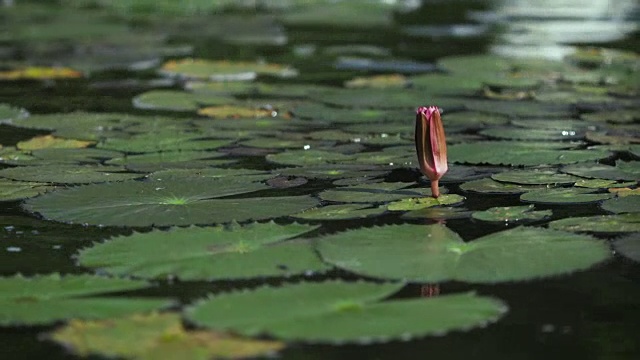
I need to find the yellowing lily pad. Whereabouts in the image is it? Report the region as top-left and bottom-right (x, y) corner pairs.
(0, 66), (83, 80)
(197, 105), (277, 119)
(160, 58), (297, 81)
(49, 313), (284, 360)
(16, 135), (94, 150)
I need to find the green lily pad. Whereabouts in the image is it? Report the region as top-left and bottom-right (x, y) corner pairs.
(148, 168), (272, 181)
(316, 224), (611, 283)
(0, 103), (29, 123)
(132, 90), (233, 111)
(549, 213), (640, 233)
(561, 162), (639, 181)
(386, 194), (465, 211)
(186, 281), (506, 343)
(601, 196), (640, 214)
(49, 313), (284, 360)
(613, 233), (640, 263)
(280, 2), (396, 28)
(464, 99), (571, 118)
(0, 178), (54, 201)
(472, 205), (552, 223)
(449, 141), (611, 166)
(291, 204), (386, 221)
(77, 222), (328, 281)
(401, 206), (472, 220)
(460, 178), (546, 194)
(0, 164), (143, 184)
(520, 187), (615, 204)
(31, 148), (123, 164)
(319, 182), (436, 203)
(492, 169), (580, 185)
(6, 112), (147, 141)
(581, 109), (640, 124)
(0, 274), (170, 326)
(275, 164), (387, 180)
(266, 149), (355, 166)
(410, 74), (482, 96)
(98, 133), (232, 154)
(312, 88), (462, 110)
(160, 58), (297, 81)
(106, 151), (235, 172)
(574, 179), (620, 188)
(480, 127), (583, 141)
(292, 103), (404, 124)
(23, 178), (318, 227)
(437, 111), (510, 129)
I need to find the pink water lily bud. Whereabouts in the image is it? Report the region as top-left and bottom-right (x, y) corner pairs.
(415, 106), (448, 198)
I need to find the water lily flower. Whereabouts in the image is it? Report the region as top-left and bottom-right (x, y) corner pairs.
(415, 106), (448, 198)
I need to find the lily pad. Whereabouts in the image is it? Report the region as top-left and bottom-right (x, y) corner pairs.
(480, 127), (583, 141)
(386, 194), (465, 211)
(30, 148), (123, 164)
(601, 196), (640, 214)
(549, 213), (640, 233)
(160, 58), (297, 81)
(0, 103), (29, 123)
(186, 281), (506, 343)
(132, 90), (232, 111)
(561, 162), (639, 181)
(492, 169), (580, 185)
(98, 133), (232, 154)
(291, 204), (386, 221)
(312, 88), (463, 110)
(0, 274), (169, 326)
(106, 151), (235, 172)
(0, 66), (83, 80)
(613, 233), (640, 263)
(49, 313), (284, 360)
(449, 141), (611, 166)
(77, 222), (328, 281)
(197, 105), (278, 119)
(460, 178), (545, 194)
(401, 207), (473, 220)
(0, 164), (143, 184)
(319, 182), (436, 203)
(0, 178), (54, 201)
(316, 224), (611, 283)
(472, 205), (552, 223)
(520, 187), (615, 204)
(266, 149), (355, 166)
(16, 135), (94, 150)
(23, 179), (319, 227)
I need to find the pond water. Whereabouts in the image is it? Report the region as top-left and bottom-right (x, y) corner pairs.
(1, 1), (639, 359)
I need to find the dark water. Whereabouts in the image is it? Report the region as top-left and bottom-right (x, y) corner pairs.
(1, 1), (639, 359)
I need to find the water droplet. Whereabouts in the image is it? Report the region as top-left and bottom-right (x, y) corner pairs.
(6, 246), (21, 252)
(303, 144), (311, 150)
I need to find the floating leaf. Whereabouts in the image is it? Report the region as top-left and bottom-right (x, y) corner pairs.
(472, 205), (552, 223)
(0, 274), (169, 326)
(449, 141), (611, 166)
(0, 164), (143, 184)
(613, 233), (640, 263)
(460, 178), (545, 194)
(561, 162), (639, 181)
(49, 313), (284, 360)
(280, 2), (397, 28)
(601, 196), (640, 214)
(78, 222), (327, 281)
(16, 135), (94, 150)
(312, 88), (462, 110)
(291, 204), (386, 221)
(549, 213), (640, 233)
(98, 133), (232, 154)
(30, 148), (122, 164)
(0, 178), (54, 201)
(0, 66), (82, 80)
(492, 169), (580, 185)
(186, 281), (506, 343)
(317, 224), (611, 283)
(344, 74), (408, 89)
(133, 90), (232, 111)
(402, 207), (472, 220)
(319, 182), (435, 203)
(520, 187), (614, 204)
(0, 104), (29, 123)
(266, 149), (354, 166)
(197, 105), (277, 119)
(23, 179), (318, 227)
(386, 194), (464, 211)
(106, 151), (235, 172)
(480, 127), (583, 141)
(160, 58), (297, 81)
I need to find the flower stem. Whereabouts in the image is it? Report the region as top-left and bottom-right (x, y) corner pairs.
(431, 180), (440, 198)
